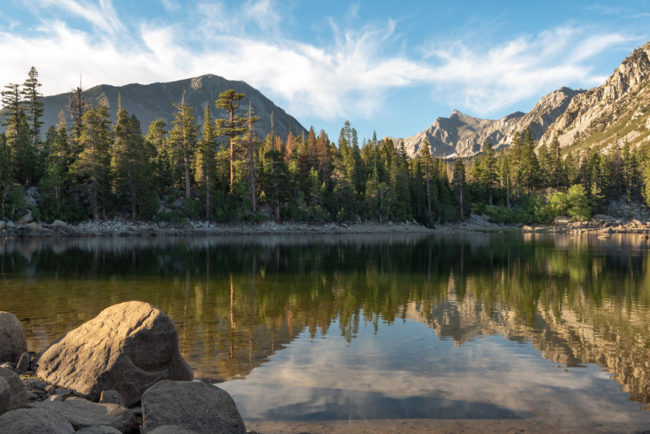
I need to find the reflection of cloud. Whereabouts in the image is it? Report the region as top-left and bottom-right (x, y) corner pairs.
(220, 321), (650, 430)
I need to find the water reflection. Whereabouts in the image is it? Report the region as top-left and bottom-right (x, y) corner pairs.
(0, 233), (649, 416)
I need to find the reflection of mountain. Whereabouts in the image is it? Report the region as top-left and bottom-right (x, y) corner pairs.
(1, 233), (648, 407)
(406, 290), (650, 408)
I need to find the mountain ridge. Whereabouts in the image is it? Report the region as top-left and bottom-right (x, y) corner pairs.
(39, 73), (307, 141)
(395, 40), (650, 159)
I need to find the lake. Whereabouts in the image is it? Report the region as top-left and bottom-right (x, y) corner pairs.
(1, 233), (649, 432)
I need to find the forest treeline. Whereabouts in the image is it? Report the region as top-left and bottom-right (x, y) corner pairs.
(2, 67), (650, 225)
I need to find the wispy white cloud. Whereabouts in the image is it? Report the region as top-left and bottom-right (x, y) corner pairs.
(421, 27), (633, 114)
(38, 0), (124, 34)
(0, 1), (637, 123)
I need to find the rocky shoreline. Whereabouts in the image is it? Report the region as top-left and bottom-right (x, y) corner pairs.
(0, 303), (248, 433)
(3, 212), (650, 239)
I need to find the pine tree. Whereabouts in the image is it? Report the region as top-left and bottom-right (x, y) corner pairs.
(21, 67), (44, 146)
(71, 104), (112, 221)
(245, 101), (259, 212)
(420, 142), (435, 218)
(170, 92), (197, 199)
(215, 90), (246, 193)
(516, 128), (540, 194)
(195, 104), (217, 219)
(112, 104), (153, 220)
(479, 142), (498, 205)
(452, 159), (466, 219)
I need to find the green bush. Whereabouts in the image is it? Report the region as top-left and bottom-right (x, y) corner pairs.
(566, 184), (591, 221)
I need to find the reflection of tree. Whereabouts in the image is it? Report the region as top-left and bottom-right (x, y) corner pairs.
(0, 234), (648, 406)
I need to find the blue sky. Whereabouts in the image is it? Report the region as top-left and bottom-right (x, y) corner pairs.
(0, 1), (649, 141)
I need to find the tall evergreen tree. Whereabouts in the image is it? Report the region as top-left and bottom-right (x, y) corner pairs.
(170, 93), (197, 199)
(112, 104), (154, 220)
(195, 104), (217, 218)
(71, 104), (112, 221)
(21, 66), (44, 146)
(245, 101), (259, 212)
(215, 90), (246, 193)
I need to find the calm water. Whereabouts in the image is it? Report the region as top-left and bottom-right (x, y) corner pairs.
(1, 233), (650, 430)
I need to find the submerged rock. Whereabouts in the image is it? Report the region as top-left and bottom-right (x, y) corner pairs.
(141, 380), (245, 434)
(37, 301), (193, 406)
(0, 312), (27, 364)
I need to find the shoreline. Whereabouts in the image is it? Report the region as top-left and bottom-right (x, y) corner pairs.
(1, 214), (649, 239)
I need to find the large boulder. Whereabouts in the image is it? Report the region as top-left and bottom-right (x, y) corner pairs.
(0, 367), (27, 410)
(30, 397), (138, 433)
(37, 301), (193, 406)
(0, 312), (27, 364)
(0, 407), (74, 434)
(0, 377), (9, 415)
(141, 381), (245, 434)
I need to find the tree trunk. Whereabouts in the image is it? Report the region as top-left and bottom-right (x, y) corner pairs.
(184, 151), (191, 199)
(206, 175), (210, 220)
(426, 177), (432, 218)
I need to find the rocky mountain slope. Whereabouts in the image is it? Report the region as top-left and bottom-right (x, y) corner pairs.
(539, 41), (650, 152)
(399, 41), (650, 158)
(397, 87), (581, 158)
(40, 74), (306, 140)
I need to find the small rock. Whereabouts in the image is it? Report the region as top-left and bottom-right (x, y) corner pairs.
(0, 363), (12, 371)
(30, 396), (138, 433)
(0, 366), (27, 410)
(47, 394), (65, 402)
(553, 216), (571, 225)
(76, 426), (122, 434)
(0, 221), (5, 230)
(148, 425), (199, 434)
(0, 312), (27, 364)
(15, 352), (30, 374)
(54, 387), (71, 396)
(17, 210), (33, 224)
(0, 407), (74, 433)
(141, 380), (245, 434)
(25, 391), (38, 401)
(51, 219), (68, 228)
(5, 221), (15, 229)
(0, 377), (10, 415)
(99, 390), (123, 406)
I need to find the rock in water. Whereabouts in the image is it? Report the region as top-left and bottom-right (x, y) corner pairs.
(0, 377), (9, 415)
(37, 301), (193, 406)
(30, 397), (138, 433)
(0, 407), (74, 434)
(0, 312), (27, 364)
(0, 367), (27, 410)
(141, 381), (246, 434)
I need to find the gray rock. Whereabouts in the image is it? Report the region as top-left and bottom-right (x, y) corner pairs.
(0, 363), (12, 370)
(30, 397), (137, 433)
(141, 380), (245, 434)
(0, 367), (27, 410)
(47, 394), (64, 402)
(0, 312), (27, 363)
(99, 389), (123, 406)
(0, 407), (74, 434)
(5, 221), (15, 229)
(148, 425), (199, 434)
(0, 377), (9, 415)
(17, 210), (33, 224)
(15, 352), (30, 374)
(0, 221), (5, 230)
(37, 301), (192, 406)
(51, 220), (68, 227)
(76, 426), (122, 434)
(553, 216), (571, 225)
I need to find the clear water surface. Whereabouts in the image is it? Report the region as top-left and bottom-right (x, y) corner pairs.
(1, 233), (649, 431)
